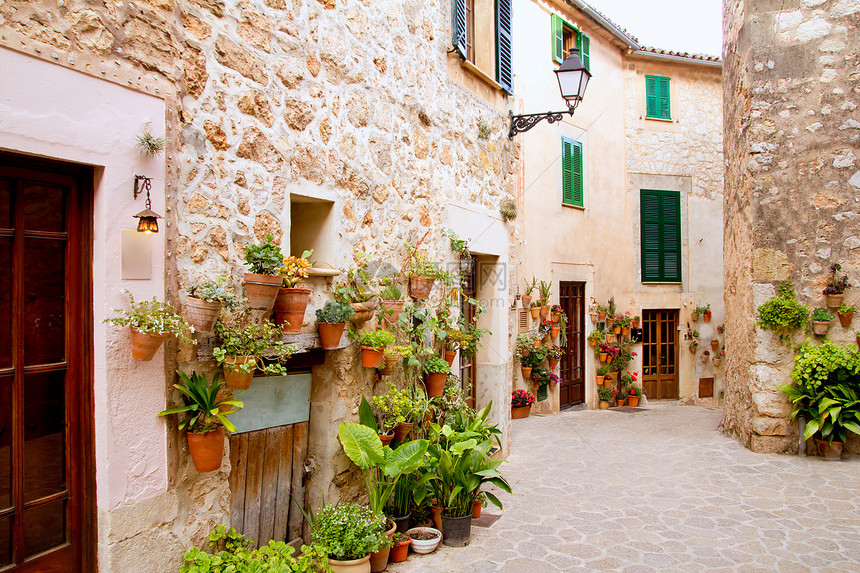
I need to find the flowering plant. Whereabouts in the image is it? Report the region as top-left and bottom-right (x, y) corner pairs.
(511, 389), (536, 407)
(598, 343), (619, 357)
(280, 249), (313, 287)
(597, 387), (613, 401)
(823, 263), (851, 295)
(531, 366), (552, 386)
(545, 344), (564, 360)
(620, 371), (638, 386)
(105, 289), (195, 343)
(538, 320), (552, 336)
(616, 388), (629, 399)
(550, 304), (563, 314)
(549, 372), (562, 385)
(615, 311), (632, 328)
(628, 385), (642, 397)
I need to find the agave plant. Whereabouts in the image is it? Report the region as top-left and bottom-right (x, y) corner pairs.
(158, 370), (244, 433)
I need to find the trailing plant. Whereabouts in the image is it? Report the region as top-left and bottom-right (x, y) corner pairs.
(597, 387), (613, 401)
(180, 524), (328, 573)
(823, 263), (850, 295)
(357, 328), (396, 350)
(279, 250), (313, 287)
(515, 334), (536, 361)
(306, 502), (390, 560)
(756, 282), (810, 342)
(788, 340), (860, 393)
(511, 389), (535, 408)
(105, 289), (195, 343)
(186, 277), (241, 310)
(315, 300), (355, 324)
(499, 198), (517, 222)
(441, 228), (471, 259)
(243, 234), (283, 276)
(136, 130), (165, 156)
(212, 316), (296, 375)
(811, 307), (834, 322)
(158, 370), (243, 433)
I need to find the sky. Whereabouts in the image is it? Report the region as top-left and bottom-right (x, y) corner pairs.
(583, 0), (723, 57)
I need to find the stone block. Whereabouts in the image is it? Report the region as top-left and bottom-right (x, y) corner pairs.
(752, 389), (792, 417)
(750, 434), (795, 453)
(749, 0), (801, 12)
(215, 36), (267, 85)
(751, 415), (791, 436)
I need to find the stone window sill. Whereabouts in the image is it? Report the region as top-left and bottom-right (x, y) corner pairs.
(462, 59), (505, 92)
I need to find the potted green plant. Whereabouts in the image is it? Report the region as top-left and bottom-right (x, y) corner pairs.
(371, 382), (419, 443)
(615, 388), (629, 407)
(689, 340), (699, 353)
(597, 386), (613, 409)
(423, 355), (451, 397)
(185, 276), (242, 332)
(837, 304), (855, 327)
(587, 329), (605, 347)
(597, 303), (608, 321)
(596, 364), (611, 386)
(710, 338), (720, 351)
(632, 315), (641, 328)
(538, 280), (552, 320)
(213, 316), (297, 389)
(521, 276), (537, 310)
(379, 282), (405, 326)
(315, 301), (355, 350)
(358, 328), (396, 368)
(515, 334), (536, 379)
(379, 345), (410, 377)
(306, 502), (390, 573)
(388, 532), (411, 563)
(105, 289), (195, 361)
(811, 307), (834, 336)
(756, 282), (809, 343)
(157, 370), (243, 472)
(546, 344), (564, 369)
(823, 263), (851, 308)
(243, 233), (284, 310)
(333, 255), (381, 325)
(274, 250), (313, 332)
(181, 525), (329, 571)
(627, 385), (642, 407)
(511, 389), (535, 419)
(406, 245), (440, 299)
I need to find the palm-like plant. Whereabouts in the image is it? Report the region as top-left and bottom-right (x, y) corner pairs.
(158, 370), (244, 433)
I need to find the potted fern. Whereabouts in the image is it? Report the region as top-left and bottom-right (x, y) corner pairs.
(185, 276), (241, 332)
(105, 290), (195, 361)
(157, 370), (243, 472)
(315, 301), (355, 350)
(213, 316), (297, 389)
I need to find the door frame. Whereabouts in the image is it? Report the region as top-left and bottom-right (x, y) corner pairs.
(641, 309), (679, 400)
(558, 281), (585, 408)
(0, 152), (96, 572)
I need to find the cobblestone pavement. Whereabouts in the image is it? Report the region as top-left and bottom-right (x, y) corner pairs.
(388, 404), (860, 572)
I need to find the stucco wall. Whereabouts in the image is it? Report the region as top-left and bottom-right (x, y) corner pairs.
(722, 0), (860, 454)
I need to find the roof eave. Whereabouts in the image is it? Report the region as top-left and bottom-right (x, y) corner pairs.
(565, 0), (641, 50)
(629, 50), (723, 69)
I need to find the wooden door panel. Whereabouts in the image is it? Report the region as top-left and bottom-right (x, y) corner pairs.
(642, 310), (678, 400)
(559, 282), (585, 408)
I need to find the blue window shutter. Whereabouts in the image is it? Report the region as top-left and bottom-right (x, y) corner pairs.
(496, 0), (513, 93)
(453, 0), (467, 59)
(552, 14), (564, 64)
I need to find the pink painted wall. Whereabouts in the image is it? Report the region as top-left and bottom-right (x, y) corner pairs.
(0, 48), (168, 510)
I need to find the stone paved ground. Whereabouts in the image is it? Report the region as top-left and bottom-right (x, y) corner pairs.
(388, 404), (860, 572)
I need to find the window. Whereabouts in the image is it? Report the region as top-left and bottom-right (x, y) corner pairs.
(551, 14), (590, 71)
(561, 137), (583, 207)
(640, 190), (681, 283)
(452, 0), (513, 93)
(645, 75), (671, 120)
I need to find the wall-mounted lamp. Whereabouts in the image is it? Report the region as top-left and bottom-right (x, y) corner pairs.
(133, 175), (162, 234)
(508, 50), (592, 138)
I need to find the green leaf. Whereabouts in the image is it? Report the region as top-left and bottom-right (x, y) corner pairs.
(338, 423), (384, 470)
(483, 490), (503, 511)
(359, 396), (378, 432)
(384, 439), (429, 478)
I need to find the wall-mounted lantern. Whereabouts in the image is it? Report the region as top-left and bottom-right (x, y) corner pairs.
(132, 175), (162, 234)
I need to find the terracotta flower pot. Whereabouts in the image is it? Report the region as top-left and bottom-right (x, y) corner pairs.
(274, 287), (310, 333)
(317, 322), (345, 349)
(540, 305), (550, 321)
(599, 400), (609, 410)
(243, 272), (282, 311)
(185, 296), (222, 332)
(615, 398), (627, 407)
(596, 375), (605, 386)
(826, 294), (844, 309)
(551, 311), (560, 322)
(186, 427), (225, 472)
(472, 499), (482, 518)
(533, 338), (541, 348)
(444, 349), (457, 366)
(815, 438), (844, 461)
(409, 274), (436, 299)
(598, 311), (607, 321)
(838, 312), (853, 327)
(621, 326), (630, 336)
(520, 366), (532, 380)
(703, 313), (712, 323)
(627, 395), (640, 407)
(713, 357), (722, 367)
(589, 339), (597, 346)
(599, 353), (608, 362)
(511, 405), (531, 419)
(379, 433), (394, 447)
(549, 357), (559, 369)
(711, 340), (720, 351)
(369, 520), (396, 572)
(632, 319), (640, 328)
(521, 295), (532, 309)
(425, 372), (446, 397)
(551, 326), (560, 338)
(613, 326), (621, 334)
(327, 554), (371, 573)
(223, 355), (255, 389)
(360, 346), (385, 368)
(350, 301), (376, 325)
(129, 326), (164, 361)
(856, 335), (860, 350)
(394, 422), (413, 443)
(530, 307), (540, 319)
(689, 345), (697, 354)
(429, 507), (443, 532)
(381, 299), (405, 326)
(379, 352), (401, 376)
(589, 312), (598, 322)
(389, 538), (411, 563)
(812, 321), (830, 336)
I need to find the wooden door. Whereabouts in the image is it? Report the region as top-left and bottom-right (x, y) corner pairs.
(642, 310), (679, 399)
(559, 282), (585, 408)
(458, 256), (477, 409)
(0, 155), (94, 572)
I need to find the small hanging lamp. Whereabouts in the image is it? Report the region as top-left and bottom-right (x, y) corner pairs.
(133, 175), (162, 234)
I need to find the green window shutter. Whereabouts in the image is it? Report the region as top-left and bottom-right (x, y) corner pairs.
(645, 75), (658, 118)
(658, 76), (671, 119)
(562, 137), (584, 207)
(579, 33), (590, 72)
(452, 0), (467, 59)
(640, 190), (681, 282)
(646, 75), (670, 119)
(496, 0), (513, 93)
(552, 14), (564, 64)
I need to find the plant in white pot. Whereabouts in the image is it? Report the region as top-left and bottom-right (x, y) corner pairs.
(185, 276), (242, 332)
(105, 289), (195, 361)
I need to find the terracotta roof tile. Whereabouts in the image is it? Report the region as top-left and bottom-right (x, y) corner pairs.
(634, 46), (722, 63)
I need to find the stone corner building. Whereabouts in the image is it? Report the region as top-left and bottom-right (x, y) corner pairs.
(0, 1), (516, 571)
(722, 0), (860, 453)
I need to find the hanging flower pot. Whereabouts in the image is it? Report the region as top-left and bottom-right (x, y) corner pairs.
(350, 301), (376, 325)
(713, 357), (722, 367)
(613, 325), (621, 335)
(378, 433), (394, 447)
(378, 351), (401, 376)
(425, 373), (446, 397)
(710, 340), (720, 351)
(243, 273), (282, 311)
(360, 346), (385, 368)
(598, 311), (607, 321)
(689, 345), (698, 354)
(838, 312), (853, 327)
(129, 326), (165, 361)
(533, 338), (541, 348)
(521, 366), (533, 380)
(540, 305), (550, 321)
(632, 318), (640, 328)
(186, 428), (225, 473)
(549, 357), (559, 369)
(530, 306), (540, 320)
(444, 349), (457, 366)
(409, 274), (436, 299)
(701, 353), (710, 364)
(223, 355), (255, 389)
(812, 321), (830, 336)
(394, 422), (414, 443)
(599, 352), (608, 362)
(274, 287), (311, 333)
(703, 312), (712, 323)
(551, 311), (561, 323)
(589, 312), (598, 322)
(589, 338), (597, 346)
(596, 375), (605, 386)
(551, 326), (560, 338)
(317, 322), (346, 350)
(381, 299), (405, 326)
(521, 295), (532, 309)
(185, 296), (222, 332)
(621, 326), (630, 336)
(826, 294), (844, 308)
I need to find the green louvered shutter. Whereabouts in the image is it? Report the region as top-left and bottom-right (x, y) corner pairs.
(658, 76), (671, 119)
(452, 0), (467, 59)
(640, 190), (681, 282)
(562, 137), (583, 207)
(579, 33), (590, 72)
(552, 14), (564, 64)
(496, 0), (513, 93)
(646, 75), (671, 119)
(645, 75), (658, 118)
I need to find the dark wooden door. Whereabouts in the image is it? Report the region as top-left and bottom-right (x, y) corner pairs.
(0, 155), (94, 572)
(559, 282), (585, 408)
(458, 256), (477, 409)
(642, 310), (679, 399)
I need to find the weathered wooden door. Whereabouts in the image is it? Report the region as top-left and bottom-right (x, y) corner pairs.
(458, 256), (477, 409)
(642, 310), (679, 399)
(0, 156), (95, 572)
(559, 282), (585, 408)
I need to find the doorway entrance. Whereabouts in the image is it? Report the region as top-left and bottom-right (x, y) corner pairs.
(458, 256), (478, 409)
(0, 154), (95, 572)
(559, 282), (585, 408)
(641, 309), (679, 399)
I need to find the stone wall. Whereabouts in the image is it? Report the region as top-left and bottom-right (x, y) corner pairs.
(1, 0), (516, 569)
(722, 0), (860, 453)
